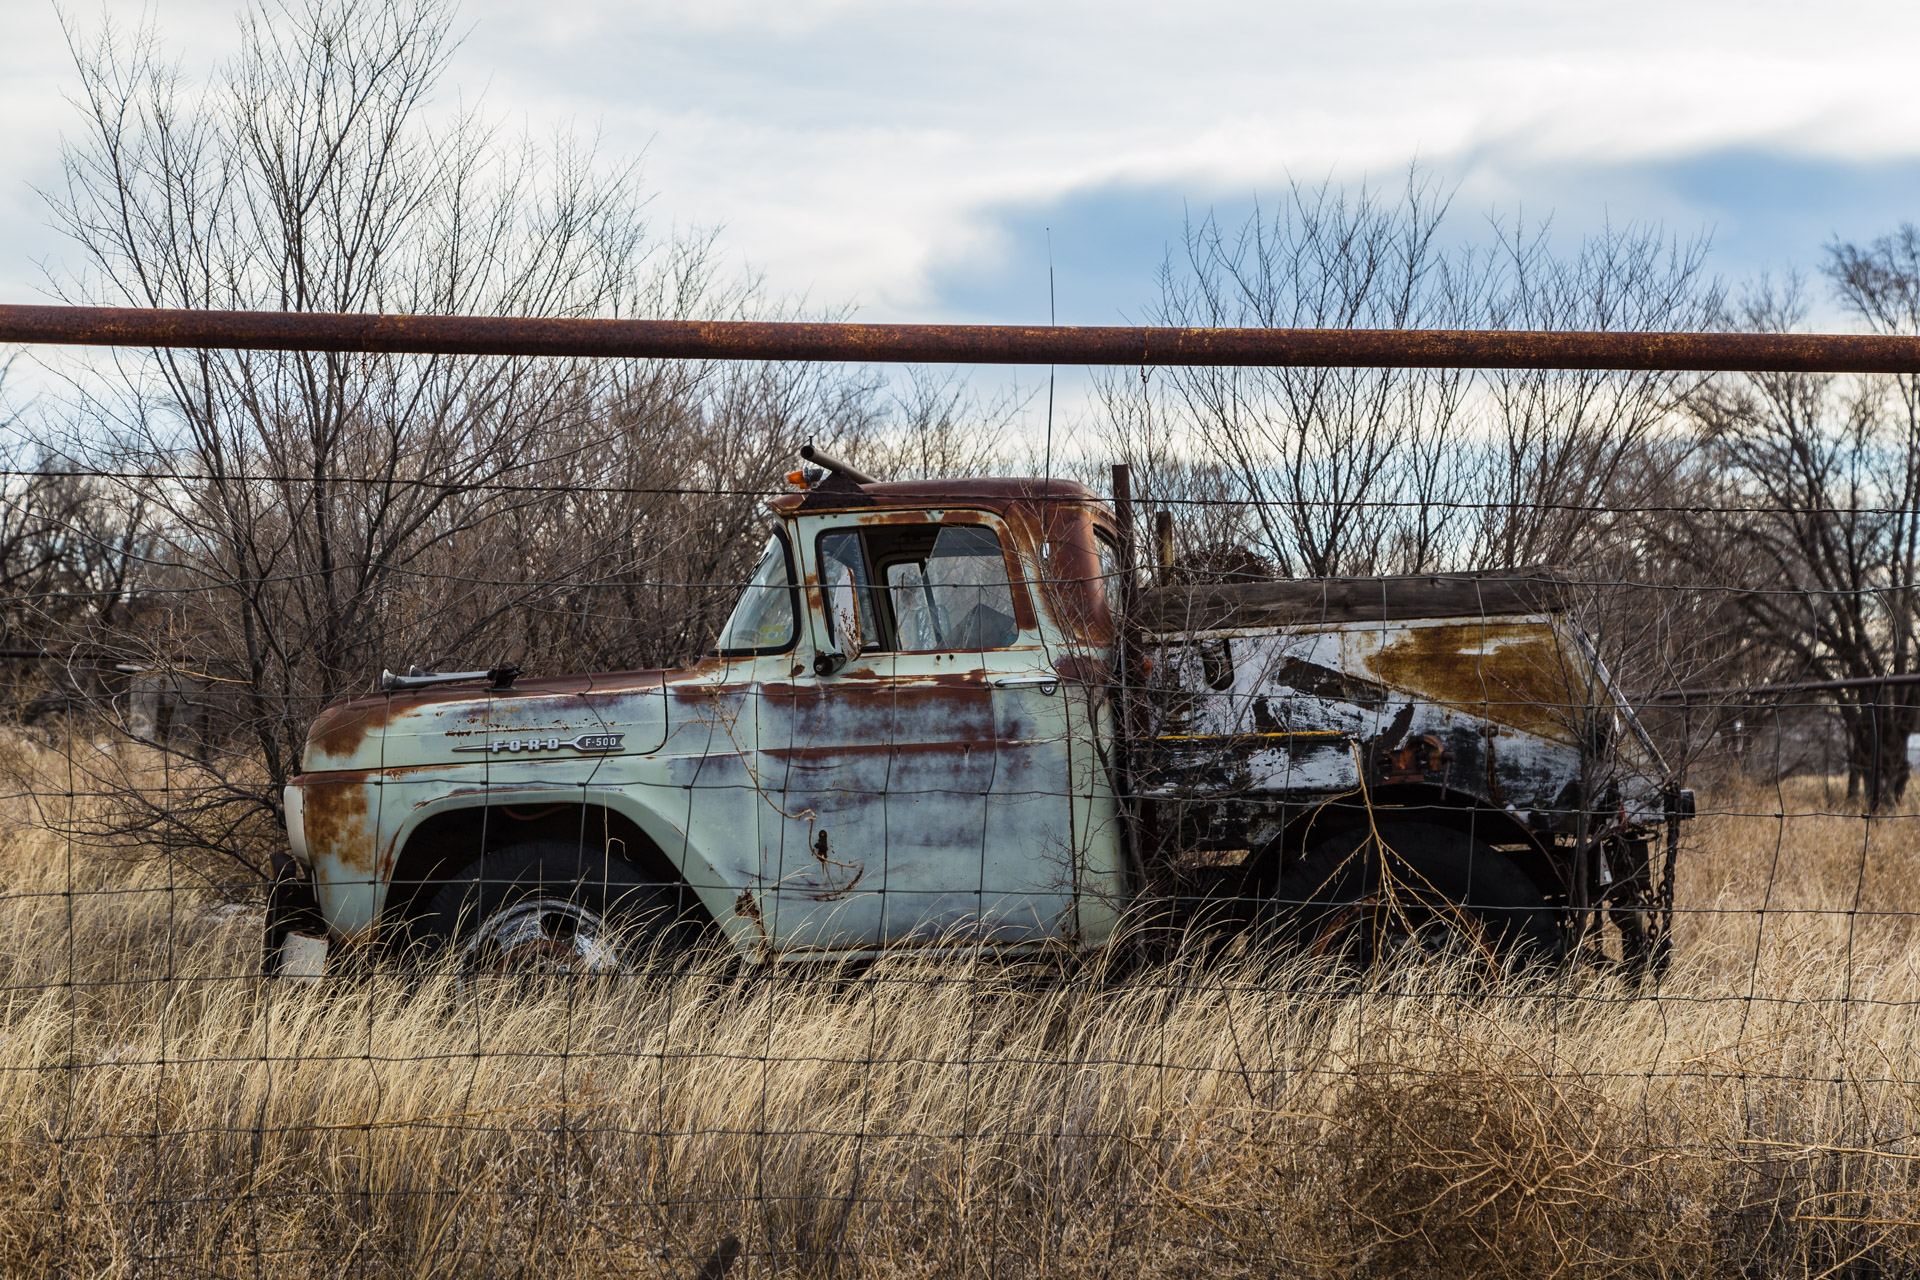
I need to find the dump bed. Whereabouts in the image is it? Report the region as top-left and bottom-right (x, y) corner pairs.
(1137, 570), (1666, 833)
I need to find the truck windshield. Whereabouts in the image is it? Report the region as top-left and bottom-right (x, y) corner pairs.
(715, 535), (796, 654)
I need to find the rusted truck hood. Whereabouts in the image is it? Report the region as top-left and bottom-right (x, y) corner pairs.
(301, 670), (671, 773)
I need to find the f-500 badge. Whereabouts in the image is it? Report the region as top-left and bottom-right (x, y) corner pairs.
(451, 732), (625, 754)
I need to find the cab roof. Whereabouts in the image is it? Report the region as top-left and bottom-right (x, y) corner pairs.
(767, 475), (1109, 520)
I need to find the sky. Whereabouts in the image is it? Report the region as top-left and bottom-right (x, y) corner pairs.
(4, 0), (1920, 405)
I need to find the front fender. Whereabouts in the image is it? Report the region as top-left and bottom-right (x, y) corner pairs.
(305, 774), (757, 955)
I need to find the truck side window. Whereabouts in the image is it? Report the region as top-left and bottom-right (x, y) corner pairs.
(887, 524), (1019, 652)
(887, 562), (937, 650)
(714, 534), (797, 654)
(817, 530), (881, 653)
(1094, 531), (1124, 625)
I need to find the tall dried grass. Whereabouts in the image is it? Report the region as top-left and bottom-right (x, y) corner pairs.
(2, 750), (1918, 1277)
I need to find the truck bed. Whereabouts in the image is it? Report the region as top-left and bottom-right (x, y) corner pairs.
(1135, 569), (1664, 837)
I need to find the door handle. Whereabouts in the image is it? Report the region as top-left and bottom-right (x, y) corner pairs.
(992, 675), (1060, 696)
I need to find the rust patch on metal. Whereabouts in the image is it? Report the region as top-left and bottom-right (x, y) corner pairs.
(667, 672), (755, 703)
(1363, 622), (1580, 742)
(732, 888), (767, 937)
(308, 697), (389, 762)
(1383, 733), (1450, 784)
(300, 778), (375, 874)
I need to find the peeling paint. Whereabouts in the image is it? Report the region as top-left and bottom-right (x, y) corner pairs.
(1146, 613), (1665, 827)
(732, 888), (766, 936)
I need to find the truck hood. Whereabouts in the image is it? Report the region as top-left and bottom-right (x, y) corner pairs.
(301, 670), (671, 773)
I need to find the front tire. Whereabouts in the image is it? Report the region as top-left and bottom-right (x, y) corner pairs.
(1264, 821), (1560, 967)
(414, 840), (688, 978)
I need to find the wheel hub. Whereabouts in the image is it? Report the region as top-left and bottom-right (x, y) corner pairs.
(460, 897), (626, 977)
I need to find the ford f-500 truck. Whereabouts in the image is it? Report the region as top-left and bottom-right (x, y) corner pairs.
(270, 452), (1689, 977)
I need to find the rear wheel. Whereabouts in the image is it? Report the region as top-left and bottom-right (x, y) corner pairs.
(413, 840), (690, 978)
(1264, 821), (1560, 968)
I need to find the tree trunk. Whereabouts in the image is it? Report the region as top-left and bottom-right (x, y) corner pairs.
(1843, 693), (1917, 812)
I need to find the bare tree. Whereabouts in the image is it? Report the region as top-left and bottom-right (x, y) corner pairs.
(854, 367), (1028, 480)
(1100, 176), (1719, 587)
(1093, 364), (1264, 580)
(1131, 171), (1478, 578)
(1470, 218), (1720, 570)
(35, 0), (881, 877)
(1682, 277), (1919, 810)
(1825, 227), (1920, 776)
(0, 356), (158, 715)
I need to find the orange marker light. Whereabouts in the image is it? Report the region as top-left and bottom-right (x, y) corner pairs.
(786, 470), (810, 489)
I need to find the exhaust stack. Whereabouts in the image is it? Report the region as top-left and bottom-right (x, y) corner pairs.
(799, 442), (877, 486)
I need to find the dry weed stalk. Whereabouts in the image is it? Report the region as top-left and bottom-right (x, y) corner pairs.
(0, 762), (1916, 1276)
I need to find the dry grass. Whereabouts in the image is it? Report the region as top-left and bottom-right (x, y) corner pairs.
(2, 746), (1919, 1276)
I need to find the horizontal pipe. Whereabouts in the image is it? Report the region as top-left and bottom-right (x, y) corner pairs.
(6, 303), (1920, 371)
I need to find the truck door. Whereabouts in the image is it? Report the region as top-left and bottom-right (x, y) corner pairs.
(766, 511), (1083, 951)
(753, 522), (906, 951)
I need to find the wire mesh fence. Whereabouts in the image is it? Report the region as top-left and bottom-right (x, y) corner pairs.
(8, 0), (1919, 1268)
(2, 464), (1918, 1279)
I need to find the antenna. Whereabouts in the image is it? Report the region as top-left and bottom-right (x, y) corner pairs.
(1043, 228), (1056, 501)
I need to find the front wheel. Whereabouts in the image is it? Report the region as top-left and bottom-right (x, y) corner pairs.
(413, 841), (690, 978)
(1263, 821), (1561, 968)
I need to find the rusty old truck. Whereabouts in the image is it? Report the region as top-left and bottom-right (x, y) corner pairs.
(270, 452), (1692, 977)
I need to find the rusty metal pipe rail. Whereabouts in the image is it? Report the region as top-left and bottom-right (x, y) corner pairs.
(7, 303), (1920, 371)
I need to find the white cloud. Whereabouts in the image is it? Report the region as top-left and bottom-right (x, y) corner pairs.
(5, 0), (1919, 321)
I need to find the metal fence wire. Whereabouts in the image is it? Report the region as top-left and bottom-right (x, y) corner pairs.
(3, 462), (1919, 1280)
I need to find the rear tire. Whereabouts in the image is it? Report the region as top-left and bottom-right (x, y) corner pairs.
(413, 840), (690, 978)
(1263, 821), (1560, 968)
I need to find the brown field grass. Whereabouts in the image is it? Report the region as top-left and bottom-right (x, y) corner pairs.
(2, 743), (1919, 1277)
